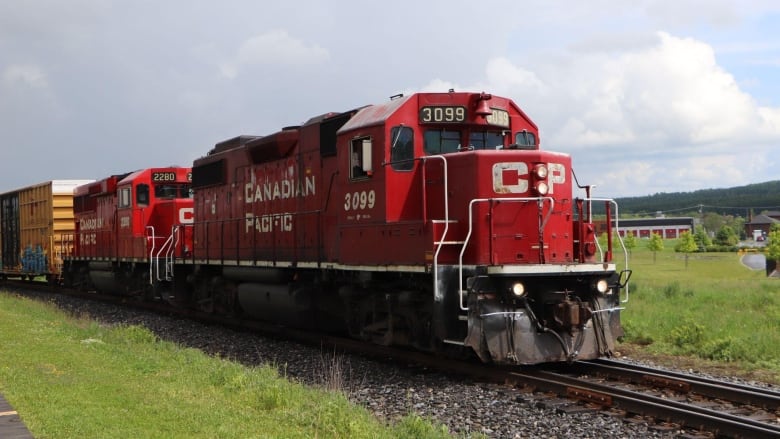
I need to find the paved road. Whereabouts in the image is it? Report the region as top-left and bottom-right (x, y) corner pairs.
(741, 252), (766, 270)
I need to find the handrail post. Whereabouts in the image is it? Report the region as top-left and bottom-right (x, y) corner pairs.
(145, 226), (155, 285)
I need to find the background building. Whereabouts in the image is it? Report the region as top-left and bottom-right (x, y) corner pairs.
(744, 211), (780, 240)
(595, 217), (695, 239)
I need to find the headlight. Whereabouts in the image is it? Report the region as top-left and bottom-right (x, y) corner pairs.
(511, 282), (526, 297)
(533, 164), (548, 179)
(596, 279), (610, 294)
(534, 181), (549, 195)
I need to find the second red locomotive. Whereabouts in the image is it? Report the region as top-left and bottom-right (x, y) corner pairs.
(64, 91), (630, 365)
(65, 167), (193, 296)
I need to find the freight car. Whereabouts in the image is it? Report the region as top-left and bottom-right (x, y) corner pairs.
(62, 91), (630, 365)
(0, 180), (93, 282)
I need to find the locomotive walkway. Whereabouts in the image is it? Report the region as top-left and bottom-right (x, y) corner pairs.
(0, 394), (33, 438)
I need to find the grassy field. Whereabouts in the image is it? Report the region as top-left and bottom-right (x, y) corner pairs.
(0, 293), (455, 439)
(615, 242), (780, 383)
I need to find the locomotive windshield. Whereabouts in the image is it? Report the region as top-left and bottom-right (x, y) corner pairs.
(423, 128), (538, 155)
(424, 129), (504, 154)
(424, 129), (461, 154)
(469, 131), (504, 149)
(154, 184), (192, 199)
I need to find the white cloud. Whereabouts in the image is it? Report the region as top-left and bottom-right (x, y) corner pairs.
(598, 160), (655, 194)
(2, 64), (48, 88)
(677, 154), (746, 184)
(417, 30), (780, 196)
(483, 58), (546, 95)
(619, 33), (757, 144)
(540, 32), (770, 151)
(466, 31), (780, 158)
(220, 30), (330, 79)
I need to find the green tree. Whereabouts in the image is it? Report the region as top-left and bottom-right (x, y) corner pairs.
(674, 231), (698, 269)
(647, 232), (664, 263)
(714, 225), (739, 246)
(767, 223), (780, 261)
(729, 216), (747, 240)
(693, 224), (711, 250)
(702, 212), (725, 235)
(622, 232), (637, 255)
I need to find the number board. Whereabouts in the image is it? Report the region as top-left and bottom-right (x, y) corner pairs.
(419, 106), (467, 124)
(152, 172), (177, 182)
(486, 109), (510, 128)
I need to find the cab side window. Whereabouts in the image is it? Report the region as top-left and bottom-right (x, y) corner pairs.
(513, 130), (537, 149)
(119, 187), (132, 208)
(390, 126), (414, 171)
(350, 137), (372, 180)
(136, 184), (150, 207)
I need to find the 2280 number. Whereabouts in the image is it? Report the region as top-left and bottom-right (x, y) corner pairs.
(152, 172), (177, 182)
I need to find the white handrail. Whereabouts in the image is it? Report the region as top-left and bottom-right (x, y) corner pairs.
(587, 197), (630, 303)
(458, 197), (554, 310)
(162, 225), (181, 279)
(146, 226), (156, 285)
(154, 231), (175, 281)
(425, 155), (450, 304)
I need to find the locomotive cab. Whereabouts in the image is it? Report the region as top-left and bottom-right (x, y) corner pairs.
(115, 168), (194, 261)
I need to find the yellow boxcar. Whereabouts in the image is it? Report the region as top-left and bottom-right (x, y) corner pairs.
(1, 180), (93, 280)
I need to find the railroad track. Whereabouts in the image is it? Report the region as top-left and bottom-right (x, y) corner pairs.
(515, 360), (780, 438)
(365, 346), (780, 438)
(5, 280), (779, 438)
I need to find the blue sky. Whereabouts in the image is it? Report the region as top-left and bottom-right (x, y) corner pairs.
(1, 0), (778, 197)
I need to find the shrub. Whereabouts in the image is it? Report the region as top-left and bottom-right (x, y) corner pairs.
(766, 229), (780, 261)
(704, 244), (739, 252)
(663, 282), (679, 298)
(669, 321), (704, 349)
(701, 337), (743, 362)
(620, 321), (653, 345)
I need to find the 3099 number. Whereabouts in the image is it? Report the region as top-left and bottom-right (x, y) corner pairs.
(486, 109), (510, 127)
(419, 106), (466, 123)
(344, 190), (376, 211)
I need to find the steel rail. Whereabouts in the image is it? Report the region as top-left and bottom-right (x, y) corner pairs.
(512, 368), (780, 439)
(572, 358), (780, 410)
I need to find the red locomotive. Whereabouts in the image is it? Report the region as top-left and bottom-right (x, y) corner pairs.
(65, 167), (193, 296)
(63, 91), (630, 365)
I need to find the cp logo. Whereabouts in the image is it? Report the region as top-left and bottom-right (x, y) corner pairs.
(492, 162), (566, 195)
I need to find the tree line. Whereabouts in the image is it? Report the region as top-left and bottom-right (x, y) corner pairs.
(612, 180), (780, 217)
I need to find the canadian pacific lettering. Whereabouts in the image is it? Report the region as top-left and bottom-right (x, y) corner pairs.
(79, 217), (104, 245)
(245, 213), (293, 233)
(242, 166), (315, 234)
(244, 172), (316, 203)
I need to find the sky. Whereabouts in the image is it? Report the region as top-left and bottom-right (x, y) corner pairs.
(1, 0), (779, 198)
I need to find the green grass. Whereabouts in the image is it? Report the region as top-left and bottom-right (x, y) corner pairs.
(616, 243), (780, 381)
(0, 293), (455, 439)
